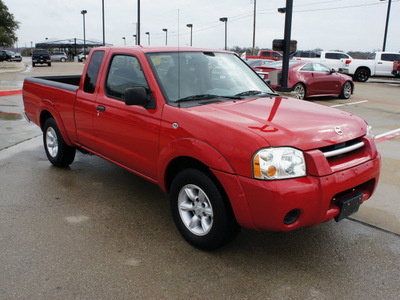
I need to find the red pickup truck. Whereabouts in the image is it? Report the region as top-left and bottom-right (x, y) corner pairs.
(244, 49), (282, 61)
(23, 46), (381, 250)
(392, 60), (400, 77)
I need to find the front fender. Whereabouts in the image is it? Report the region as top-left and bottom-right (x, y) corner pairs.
(157, 138), (235, 191)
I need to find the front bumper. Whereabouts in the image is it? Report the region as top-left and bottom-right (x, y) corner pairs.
(213, 147), (381, 231)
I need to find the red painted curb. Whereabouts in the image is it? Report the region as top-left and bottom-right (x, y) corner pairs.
(0, 90), (22, 97)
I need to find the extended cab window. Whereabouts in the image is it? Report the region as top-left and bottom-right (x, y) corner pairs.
(381, 53), (400, 62)
(105, 55), (149, 100)
(83, 51), (105, 94)
(367, 53), (376, 60)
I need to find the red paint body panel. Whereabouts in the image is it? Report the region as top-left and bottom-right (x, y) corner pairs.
(22, 46), (381, 232)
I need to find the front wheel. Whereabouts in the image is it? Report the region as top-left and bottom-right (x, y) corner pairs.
(293, 83), (306, 99)
(339, 81), (352, 99)
(43, 118), (76, 167)
(170, 169), (240, 251)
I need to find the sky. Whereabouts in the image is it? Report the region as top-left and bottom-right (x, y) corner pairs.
(5, 0), (400, 53)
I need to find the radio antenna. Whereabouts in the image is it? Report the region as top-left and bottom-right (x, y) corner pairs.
(178, 9), (181, 102)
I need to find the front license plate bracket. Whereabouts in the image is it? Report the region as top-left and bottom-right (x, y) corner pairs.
(334, 192), (364, 222)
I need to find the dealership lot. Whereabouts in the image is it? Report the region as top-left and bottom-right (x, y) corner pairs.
(0, 63), (399, 298)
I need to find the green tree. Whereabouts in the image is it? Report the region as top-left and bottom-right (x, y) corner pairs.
(0, 0), (20, 47)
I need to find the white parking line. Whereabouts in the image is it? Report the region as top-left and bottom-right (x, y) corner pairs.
(375, 128), (400, 139)
(330, 100), (369, 108)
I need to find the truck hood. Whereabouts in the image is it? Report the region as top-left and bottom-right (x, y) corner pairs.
(191, 96), (367, 150)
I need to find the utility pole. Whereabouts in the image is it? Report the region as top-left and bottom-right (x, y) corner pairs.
(102, 0), (105, 46)
(137, 0), (141, 45)
(252, 0), (257, 55)
(382, 0), (392, 51)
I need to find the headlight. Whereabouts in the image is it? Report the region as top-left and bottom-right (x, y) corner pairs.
(252, 147), (306, 180)
(366, 125), (375, 140)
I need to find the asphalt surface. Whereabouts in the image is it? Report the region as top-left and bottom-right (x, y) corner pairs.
(0, 61), (399, 299)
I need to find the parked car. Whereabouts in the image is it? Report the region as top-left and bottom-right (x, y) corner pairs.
(77, 50), (90, 62)
(347, 52), (400, 81)
(5, 50), (22, 62)
(255, 61), (353, 99)
(32, 49), (51, 67)
(242, 49), (282, 61)
(50, 52), (68, 62)
(22, 47), (380, 250)
(392, 60), (400, 77)
(292, 50), (352, 72)
(0, 50), (8, 61)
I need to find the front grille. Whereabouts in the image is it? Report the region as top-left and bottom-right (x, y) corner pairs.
(319, 138), (365, 159)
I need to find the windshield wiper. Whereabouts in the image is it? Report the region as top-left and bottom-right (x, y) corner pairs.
(175, 94), (218, 103)
(235, 90), (279, 97)
(175, 94), (243, 103)
(234, 90), (263, 96)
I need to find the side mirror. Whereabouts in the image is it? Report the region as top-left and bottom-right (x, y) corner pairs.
(125, 87), (155, 109)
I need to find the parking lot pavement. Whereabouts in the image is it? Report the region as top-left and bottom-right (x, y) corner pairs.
(0, 65), (399, 298)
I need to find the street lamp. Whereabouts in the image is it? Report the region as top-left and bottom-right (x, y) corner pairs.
(145, 32), (150, 45)
(162, 28), (168, 46)
(186, 24), (193, 46)
(102, 0), (105, 46)
(81, 10), (87, 60)
(133, 34), (137, 45)
(137, 0), (141, 45)
(122, 37), (126, 46)
(276, 0), (293, 92)
(381, 0), (392, 51)
(219, 17), (228, 50)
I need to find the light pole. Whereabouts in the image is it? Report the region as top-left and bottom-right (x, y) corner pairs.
(102, 0), (105, 46)
(122, 37), (126, 45)
(81, 10), (87, 60)
(186, 24), (193, 46)
(252, 0), (257, 55)
(145, 32), (150, 45)
(162, 28), (168, 46)
(137, 0), (141, 45)
(381, 0), (392, 51)
(276, 0), (293, 92)
(133, 34), (137, 45)
(219, 17), (228, 50)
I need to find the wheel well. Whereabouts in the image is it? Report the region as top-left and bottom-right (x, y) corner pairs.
(165, 157), (221, 194)
(355, 67), (371, 75)
(40, 110), (54, 130)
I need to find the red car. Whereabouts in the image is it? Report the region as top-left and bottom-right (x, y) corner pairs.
(254, 61), (354, 100)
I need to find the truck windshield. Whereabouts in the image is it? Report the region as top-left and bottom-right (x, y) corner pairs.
(147, 51), (275, 104)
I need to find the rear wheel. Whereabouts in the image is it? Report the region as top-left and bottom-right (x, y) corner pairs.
(170, 169), (240, 251)
(48, 62), (51, 67)
(43, 118), (76, 167)
(354, 68), (370, 82)
(60, 58), (66, 62)
(32, 62), (35, 67)
(340, 81), (352, 99)
(293, 83), (306, 99)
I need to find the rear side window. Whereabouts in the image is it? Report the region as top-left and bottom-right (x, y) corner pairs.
(83, 51), (105, 94)
(261, 51), (270, 58)
(367, 53), (376, 60)
(381, 53), (400, 62)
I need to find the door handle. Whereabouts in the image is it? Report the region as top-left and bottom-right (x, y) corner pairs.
(377, 62), (383, 64)
(97, 105), (106, 112)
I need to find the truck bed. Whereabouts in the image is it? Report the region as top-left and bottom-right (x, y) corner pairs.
(24, 75), (81, 92)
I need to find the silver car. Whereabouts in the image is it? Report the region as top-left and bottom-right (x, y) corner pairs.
(50, 52), (68, 62)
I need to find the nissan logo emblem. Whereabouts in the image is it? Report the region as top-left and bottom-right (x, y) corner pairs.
(335, 126), (343, 135)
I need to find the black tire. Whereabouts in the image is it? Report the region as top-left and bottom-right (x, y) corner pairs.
(32, 63), (35, 67)
(293, 83), (306, 99)
(170, 168), (240, 251)
(48, 62), (51, 67)
(354, 68), (370, 82)
(339, 81), (352, 99)
(43, 118), (76, 167)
